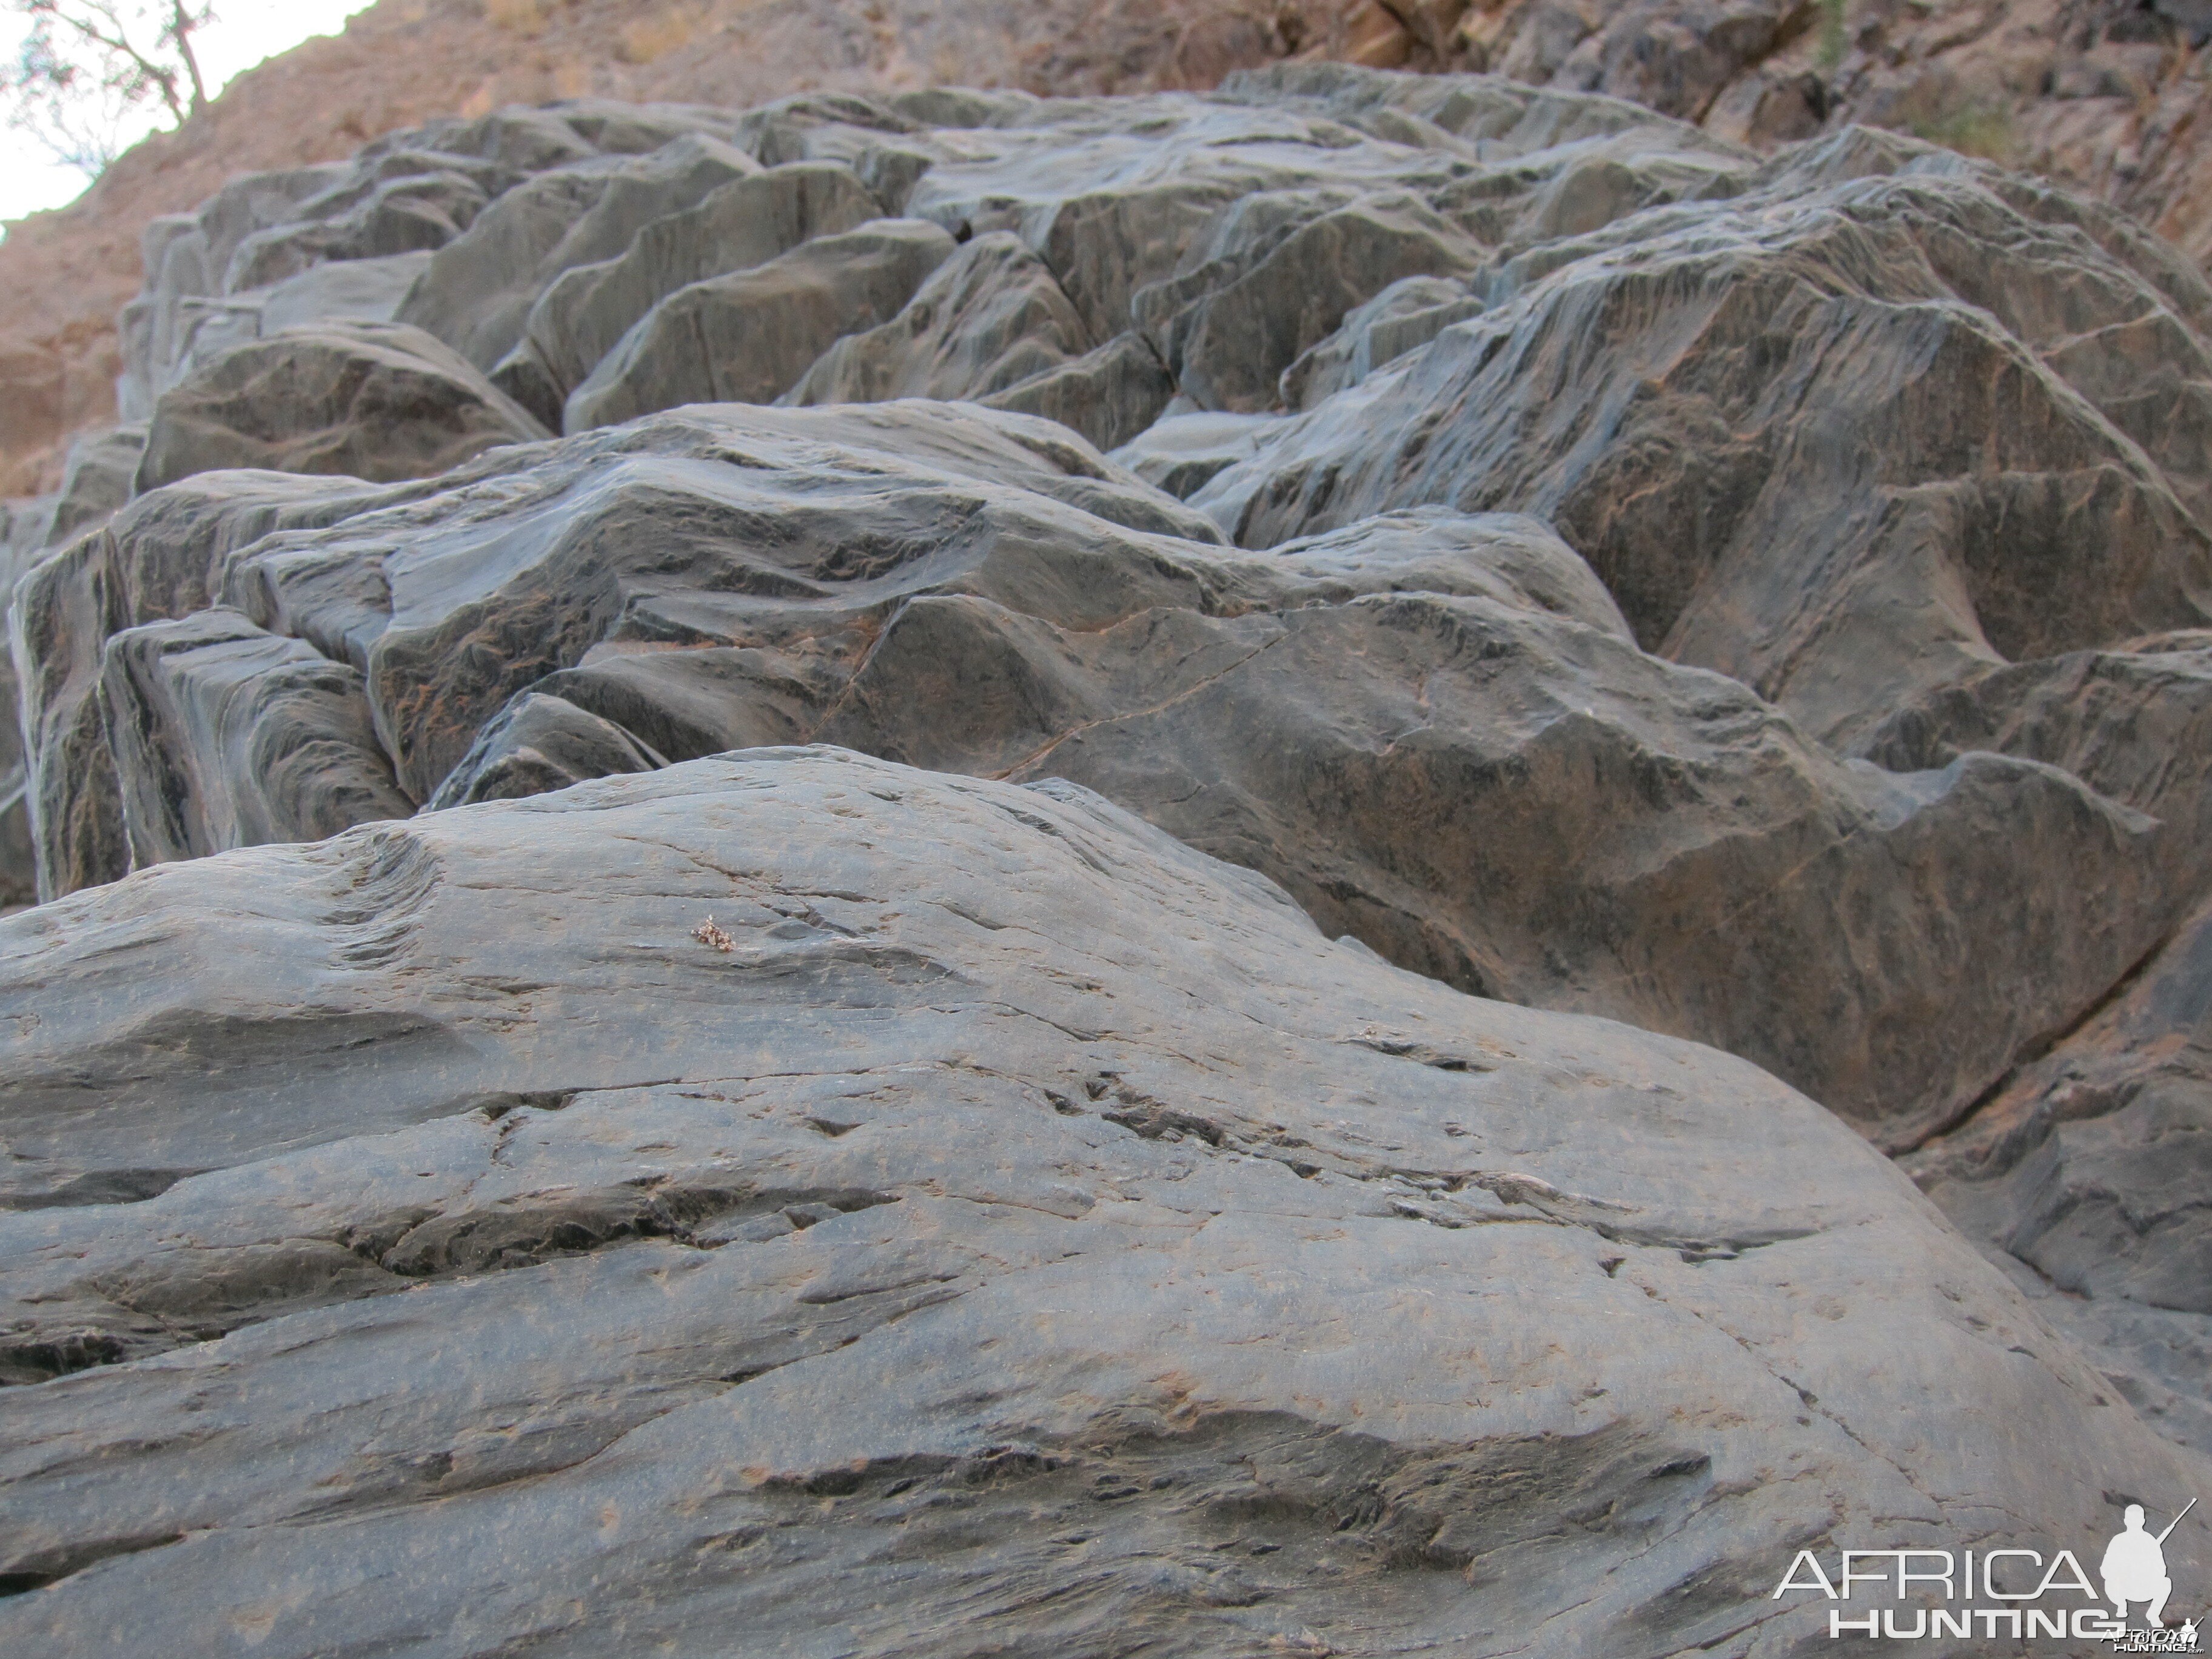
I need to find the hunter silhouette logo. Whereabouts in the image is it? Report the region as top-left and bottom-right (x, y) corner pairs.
(2105, 1501), (2191, 1630)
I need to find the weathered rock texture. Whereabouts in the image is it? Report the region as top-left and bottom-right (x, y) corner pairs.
(15, 0), (2212, 500)
(564, 216), (960, 429)
(1460, 0), (2212, 272)
(13, 390), (2170, 1161)
(1879, 636), (2212, 1450)
(1193, 120), (2212, 754)
(135, 321), (550, 492)
(8, 68), (2212, 1446)
(1, 749), (2199, 1656)
(4, 59), (2212, 1645)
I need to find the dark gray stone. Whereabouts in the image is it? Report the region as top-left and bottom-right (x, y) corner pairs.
(1108, 409), (1288, 499)
(519, 161), (882, 406)
(1279, 273), (1483, 410)
(135, 321), (551, 493)
(12, 65), (2212, 1525)
(1198, 142), (2212, 752)
(28, 399), (2168, 1157)
(397, 132), (757, 374)
(783, 230), (1093, 407)
(982, 330), (1176, 455)
(425, 688), (666, 808)
(99, 608), (415, 866)
(563, 218), (959, 429)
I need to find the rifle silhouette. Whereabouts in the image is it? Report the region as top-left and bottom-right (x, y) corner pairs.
(2156, 1498), (2197, 1546)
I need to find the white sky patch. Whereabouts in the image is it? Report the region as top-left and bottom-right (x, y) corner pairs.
(1, 1), (373, 224)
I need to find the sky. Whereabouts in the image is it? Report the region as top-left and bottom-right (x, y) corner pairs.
(1, 0), (373, 223)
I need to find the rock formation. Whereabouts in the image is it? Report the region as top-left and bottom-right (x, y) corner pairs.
(1462, 0), (2212, 271)
(5, 57), (2212, 1654)
(135, 321), (551, 492)
(11, 0), (2212, 501)
(0, 749), (2191, 1653)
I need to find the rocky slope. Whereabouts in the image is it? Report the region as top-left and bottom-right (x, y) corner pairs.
(0, 0), (1418, 498)
(1464, 0), (2212, 265)
(5, 59), (2212, 1654)
(10, 0), (2212, 499)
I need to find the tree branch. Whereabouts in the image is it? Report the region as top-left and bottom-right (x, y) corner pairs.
(35, 2), (187, 123)
(167, 0), (207, 112)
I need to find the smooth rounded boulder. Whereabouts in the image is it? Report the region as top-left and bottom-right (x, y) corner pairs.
(0, 748), (2197, 1657)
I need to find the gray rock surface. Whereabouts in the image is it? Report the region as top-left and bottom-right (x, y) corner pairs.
(1139, 189), (1486, 412)
(1, 66), (2210, 1586)
(44, 426), (147, 548)
(1196, 126), (2212, 752)
(978, 329), (1176, 454)
(1863, 634), (2212, 1450)
(0, 804), (27, 909)
(779, 233), (1183, 452)
(1279, 272), (1484, 409)
(1864, 633), (2212, 889)
(1906, 883), (2212, 1455)
(134, 321), (550, 492)
(783, 230), (1094, 407)
(0, 748), (2198, 1656)
(426, 688), (668, 808)
(100, 607), (416, 867)
(0, 505), (47, 908)
(16, 399), (2174, 1159)
(258, 251), (434, 335)
(518, 160), (883, 411)
(10, 403), (1219, 897)
(1110, 408), (1289, 499)
(397, 130), (757, 377)
(563, 217), (959, 429)
(116, 102), (741, 423)
(12, 466), (426, 899)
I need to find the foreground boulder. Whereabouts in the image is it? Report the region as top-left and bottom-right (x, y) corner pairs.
(0, 748), (2196, 1655)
